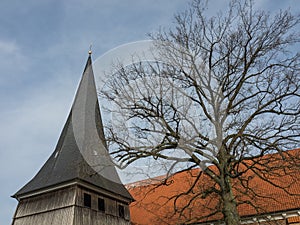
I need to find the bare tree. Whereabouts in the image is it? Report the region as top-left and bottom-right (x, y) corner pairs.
(101, 0), (300, 224)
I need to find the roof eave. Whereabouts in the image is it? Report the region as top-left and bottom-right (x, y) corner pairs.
(12, 178), (134, 203)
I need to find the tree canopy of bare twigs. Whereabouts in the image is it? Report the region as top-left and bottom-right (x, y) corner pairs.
(101, 0), (300, 224)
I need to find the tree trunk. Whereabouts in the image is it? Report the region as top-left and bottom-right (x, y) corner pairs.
(218, 146), (240, 224)
(221, 175), (240, 225)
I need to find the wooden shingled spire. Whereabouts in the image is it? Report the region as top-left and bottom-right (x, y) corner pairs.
(11, 54), (133, 225)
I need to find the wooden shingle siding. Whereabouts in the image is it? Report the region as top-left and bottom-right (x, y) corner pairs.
(106, 198), (117, 216)
(14, 186), (76, 218)
(12, 185), (131, 225)
(12, 206), (75, 225)
(74, 207), (130, 225)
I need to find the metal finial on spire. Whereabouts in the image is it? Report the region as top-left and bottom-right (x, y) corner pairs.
(88, 44), (92, 55)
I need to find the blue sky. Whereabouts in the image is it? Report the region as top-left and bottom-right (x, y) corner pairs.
(0, 0), (299, 224)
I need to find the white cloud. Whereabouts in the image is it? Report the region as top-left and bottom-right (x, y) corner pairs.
(0, 39), (31, 85)
(0, 40), (19, 54)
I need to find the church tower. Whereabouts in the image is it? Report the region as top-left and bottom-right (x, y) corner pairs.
(11, 53), (134, 225)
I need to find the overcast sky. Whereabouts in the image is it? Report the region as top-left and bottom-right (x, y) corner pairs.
(1, 0), (299, 224)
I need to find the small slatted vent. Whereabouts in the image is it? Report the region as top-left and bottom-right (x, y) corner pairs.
(84, 193), (91, 208)
(118, 205), (125, 218)
(98, 198), (105, 212)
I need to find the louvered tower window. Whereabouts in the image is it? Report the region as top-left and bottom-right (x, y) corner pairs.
(84, 193), (91, 208)
(98, 198), (105, 212)
(118, 205), (125, 218)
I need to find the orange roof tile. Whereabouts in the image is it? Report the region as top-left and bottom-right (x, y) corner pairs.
(128, 149), (300, 224)
(287, 216), (300, 223)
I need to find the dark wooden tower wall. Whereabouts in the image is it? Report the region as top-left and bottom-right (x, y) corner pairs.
(12, 187), (76, 225)
(11, 54), (133, 225)
(12, 185), (131, 225)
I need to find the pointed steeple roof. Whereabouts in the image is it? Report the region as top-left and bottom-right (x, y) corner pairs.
(13, 55), (133, 201)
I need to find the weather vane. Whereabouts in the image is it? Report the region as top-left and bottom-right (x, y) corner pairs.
(88, 44), (92, 55)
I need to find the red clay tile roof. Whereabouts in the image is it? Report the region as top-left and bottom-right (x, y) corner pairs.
(287, 216), (300, 223)
(128, 149), (300, 224)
